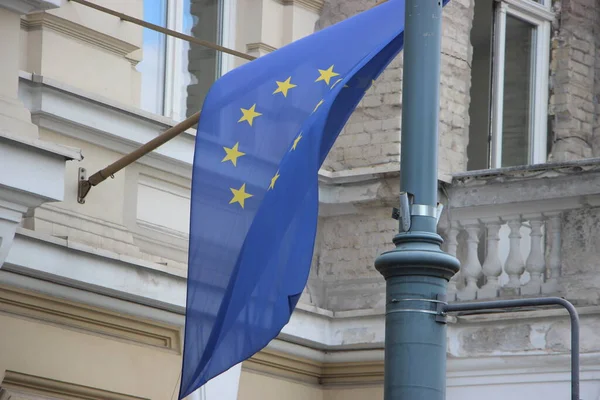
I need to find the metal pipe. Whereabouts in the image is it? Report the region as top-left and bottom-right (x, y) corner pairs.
(400, 0), (443, 234)
(374, 0), (460, 399)
(444, 297), (580, 400)
(68, 0), (255, 61)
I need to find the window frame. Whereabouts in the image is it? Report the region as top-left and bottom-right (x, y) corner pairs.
(489, 0), (553, 168)
(154, 0), (231, 122)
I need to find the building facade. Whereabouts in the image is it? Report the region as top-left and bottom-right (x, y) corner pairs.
(0, 0), (599, 399)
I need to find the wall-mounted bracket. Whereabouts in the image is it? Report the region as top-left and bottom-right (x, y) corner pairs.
(391, 192), (412, 231)
(77, 168), (91, 204)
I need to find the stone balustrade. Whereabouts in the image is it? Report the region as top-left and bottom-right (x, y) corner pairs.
(441, 212), (561, 301)
(439, 160), (600, 304)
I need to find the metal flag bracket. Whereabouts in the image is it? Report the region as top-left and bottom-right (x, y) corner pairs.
(392, 192), (444, 231)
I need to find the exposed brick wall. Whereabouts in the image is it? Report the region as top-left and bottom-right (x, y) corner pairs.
(439, 0), (474, 178)
(315, 206), (397, 310)
(594, 1), (600, 155)
(316, 0), (474, 180)
(548, 0), (600, 161)
(306, 0), (474, 310)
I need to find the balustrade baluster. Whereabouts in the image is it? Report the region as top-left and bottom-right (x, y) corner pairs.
(444, 226), (460, 301)
(501, 216), (525, 296)
(457, 222), (481, 301)
(478, 218), (502, 299)
(522, 215), (545, 295)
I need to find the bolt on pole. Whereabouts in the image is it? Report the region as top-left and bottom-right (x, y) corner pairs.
(375, 0), (460, 399)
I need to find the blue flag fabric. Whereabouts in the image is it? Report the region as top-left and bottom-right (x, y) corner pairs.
(180, 0), (447, 397)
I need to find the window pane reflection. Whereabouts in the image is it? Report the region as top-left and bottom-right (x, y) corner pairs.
(180, 0), (221, 119)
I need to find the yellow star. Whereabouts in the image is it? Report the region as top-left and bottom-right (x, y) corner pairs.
(315, 65), (340, 85)
(221, 142), (245, 167)
(238, 104), (262, 126)
(229, 183), (253, 209)
(312, 99), (324, 114)
(273, 77), (297, 97)
(268, 170), (280, 190)
(291, 132), (302, 151)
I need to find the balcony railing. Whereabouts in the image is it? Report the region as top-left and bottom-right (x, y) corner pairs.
(440, 212), (561, 301)
(439, 160), (600, 303)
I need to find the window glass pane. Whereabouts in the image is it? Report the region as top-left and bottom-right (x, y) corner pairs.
(138, 0), (168, 115)
(501, 15), (534, 167)
(466, 0), (494, 171)
(179, 0), (221, 119)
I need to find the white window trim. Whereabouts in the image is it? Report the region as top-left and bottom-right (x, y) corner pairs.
(489, 0), (552, 168)
(164, 0), (183, 121)
(220, 0), (237, 76)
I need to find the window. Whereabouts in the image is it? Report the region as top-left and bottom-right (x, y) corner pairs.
(467, 0), (552, 170)
(137, 0), (233, 121)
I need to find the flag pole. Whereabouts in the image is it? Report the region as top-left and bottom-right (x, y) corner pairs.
(374, 0), (459, 399)
(77, 111), (202, 203)
(76, 0), (389, 204)
(68, 0), (255, 62)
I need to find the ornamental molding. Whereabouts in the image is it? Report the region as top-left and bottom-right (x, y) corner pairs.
(0, 0), (60, 15)
(21, 12), (139, 64)
(245, 42), (277, 55)
(0, 283), (181, 352)
(1, 370), (148, 400)
(279, 0), (325, 14)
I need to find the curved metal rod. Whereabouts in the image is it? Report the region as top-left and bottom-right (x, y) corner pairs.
(444, 297), (580, 400)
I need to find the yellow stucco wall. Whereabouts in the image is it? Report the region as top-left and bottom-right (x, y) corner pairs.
(0, 311), (182, 400)
(324, 387), (384, 400)
(238, 370), (384, 400)
(238, 371), (323, 400)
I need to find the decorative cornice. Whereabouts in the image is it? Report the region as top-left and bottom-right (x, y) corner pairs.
(244, 347), (600, 389)
(21, 12), (139, 64)
(451, 158), (600, 186)
(2, 370), (149, 400)
(279, 0), (324, 14)
(244, 348), (322, 384)
(243, 348), (384, 386)
(321, 361), (384, 386)
(443, 159), (600, 221)
(0, 0), (60, 15)
(18, 72), (196, 179)
(0, 284), (182, 352)
(246, 42), (277, 54)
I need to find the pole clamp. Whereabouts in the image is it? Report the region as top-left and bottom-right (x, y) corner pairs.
(411, 204), (438, 218)
(386, 294), (448, 324)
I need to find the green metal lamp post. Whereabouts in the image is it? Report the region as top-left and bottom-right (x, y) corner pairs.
(374, 0), (460, 399)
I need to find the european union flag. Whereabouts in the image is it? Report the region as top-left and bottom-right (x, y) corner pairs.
(180, 0), (449, 397)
